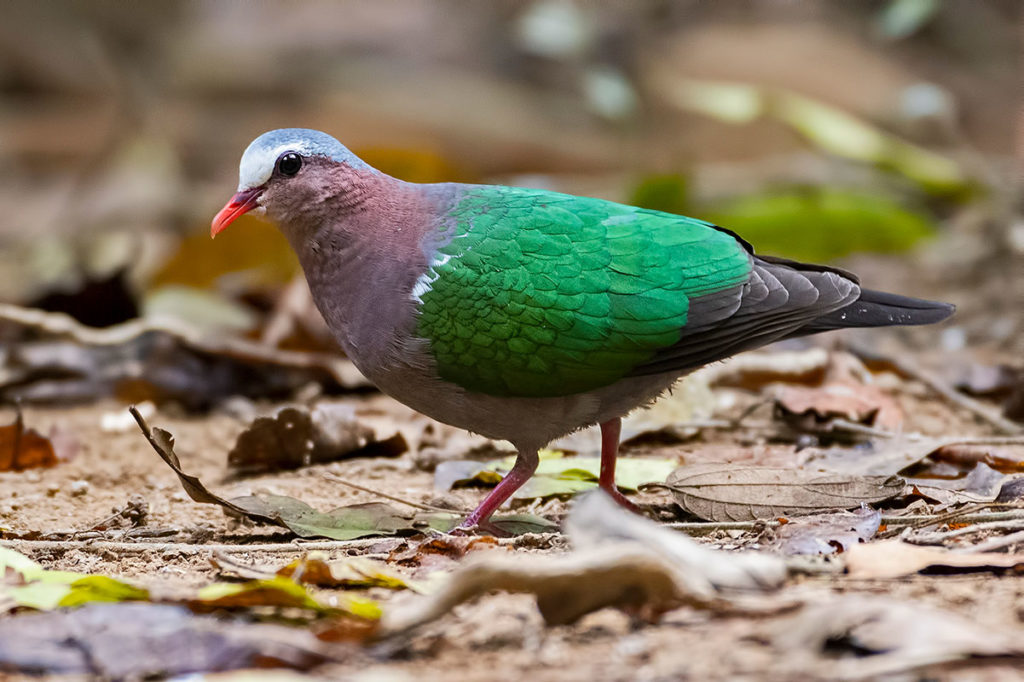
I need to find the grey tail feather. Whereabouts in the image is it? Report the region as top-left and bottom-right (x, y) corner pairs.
(794, 289), (955, 335)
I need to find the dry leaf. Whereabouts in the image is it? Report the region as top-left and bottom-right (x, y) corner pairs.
(381, 492), (787, 635)
(661, 464), (903, 521)
(844, 539), (1024, 579)
(381, 546), (685, 632)
(277, 555), (418, 592)
(774, 596), (1024, 677)
(134, 406), (547, 539)
(388, 536), (502, 570)
(773, 381), (903, 433)
(770, 506), (881, 555)
(0, 603), (338, 676)
(566, 491), (787, 594)
(0, 409), (58, 471)
(227, 403), (406, 475)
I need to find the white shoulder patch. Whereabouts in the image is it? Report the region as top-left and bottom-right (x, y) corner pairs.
(411, 253), (454, 304)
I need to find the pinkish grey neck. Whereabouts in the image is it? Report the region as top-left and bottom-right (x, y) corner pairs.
(287, 176), (460, 376)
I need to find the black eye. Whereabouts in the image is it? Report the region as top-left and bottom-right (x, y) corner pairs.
(277, 152), (302, 177)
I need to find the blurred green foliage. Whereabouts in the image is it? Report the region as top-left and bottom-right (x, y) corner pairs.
(700, 188), (935, 262)
(628, 173), (690, 217)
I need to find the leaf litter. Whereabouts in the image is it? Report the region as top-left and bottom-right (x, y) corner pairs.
(132, 406), (551, 539)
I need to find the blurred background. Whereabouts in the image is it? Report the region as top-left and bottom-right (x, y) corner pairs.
(0, 0), (1020, 406)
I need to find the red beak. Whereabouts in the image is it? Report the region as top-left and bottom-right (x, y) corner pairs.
(211, 187), (263, 238)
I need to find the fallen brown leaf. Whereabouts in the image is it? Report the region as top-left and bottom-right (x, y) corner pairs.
(770, 351), (903, 434)
(660, 464), (902, 521)
(0, 409), (58, 472)
(227, 403), (406, 475)
(388, 535), (502, 570)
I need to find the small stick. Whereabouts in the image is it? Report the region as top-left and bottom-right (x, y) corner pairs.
(906, 519), (1024, 545)
(962, 528), (1024, 554)
(0, 533), (559, 557)
(665, 510), (1024, 534)
(906, 502), (1024, 530)
(321, 472), (464, 514)
(0, 538), (389, 555)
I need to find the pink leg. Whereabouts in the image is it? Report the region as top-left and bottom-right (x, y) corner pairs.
(599, 418), (640, 512)
(459, 449), (539, 531)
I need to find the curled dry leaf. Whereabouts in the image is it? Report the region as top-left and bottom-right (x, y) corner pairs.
(0, 409), (58, 472)
(131, 406), (418, 540)
(1, 547), (148, 613)
(905, 461), (1013, 502)
(771, 352), (904, 435)
(380, 546), (686, 633)
(388, 536), (502, 570)
(277, 554), (420, 592)
(844, 539), (1024, 579)
(769, 506), (881, 555)
(773, 596), (1024, 678)
(0, 603), (339, 676)
(380, 492), (787, 635)
(227, 403), (407, 475)
(566, 491), (787, 594)
(660, 463), (903, 522)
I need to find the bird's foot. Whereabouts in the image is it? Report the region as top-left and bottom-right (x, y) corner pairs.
(453, 518), (512, 538)
(599, 484), (641, 514)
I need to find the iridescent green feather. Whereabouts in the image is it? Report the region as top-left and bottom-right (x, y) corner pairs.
(415, 186), (751, 397)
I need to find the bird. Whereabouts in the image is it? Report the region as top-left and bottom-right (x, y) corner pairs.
(212, 128), (954, 532)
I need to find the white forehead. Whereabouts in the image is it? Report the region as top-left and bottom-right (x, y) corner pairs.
(236, 128), (366, 191)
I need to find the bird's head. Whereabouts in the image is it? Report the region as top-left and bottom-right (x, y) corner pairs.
(211, 128), (372, 238)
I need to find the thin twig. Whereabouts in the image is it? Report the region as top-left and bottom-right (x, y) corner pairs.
(210, 550), (278, 578)
(0, 533), (558, 556)
(960, 528), (1024, 554)
(321, 472), (464, 514)
(665, 510), (1024, 535)
(906, 502), (1024, 530)
(0, 538), (390, 555)
(906, 519), (1024, 545)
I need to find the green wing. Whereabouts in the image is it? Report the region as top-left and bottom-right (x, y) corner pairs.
(414, 185), (751, 397)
